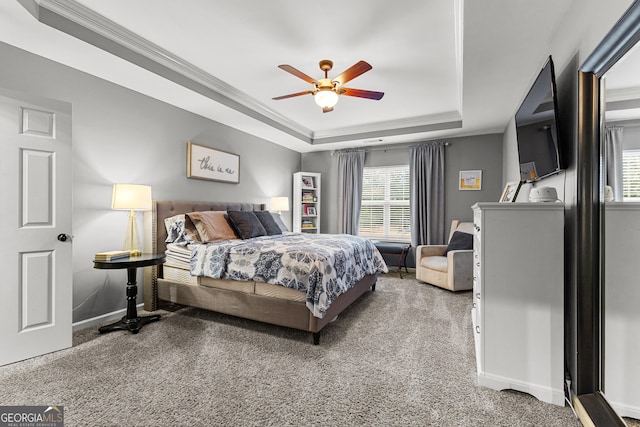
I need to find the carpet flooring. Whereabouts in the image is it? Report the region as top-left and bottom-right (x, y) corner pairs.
(1, 273), (585, 426)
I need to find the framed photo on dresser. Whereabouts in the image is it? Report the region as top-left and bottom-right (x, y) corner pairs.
(500, 180), (523, 203)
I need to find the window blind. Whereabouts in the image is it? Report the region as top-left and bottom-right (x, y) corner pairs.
(359, 165), (410, 241)
(622, 149), (640, 200)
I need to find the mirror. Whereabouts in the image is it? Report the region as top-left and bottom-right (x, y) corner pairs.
(603, 43), (640, 202)
(577, 1), (640, 424)
(600, 41), (640, 423)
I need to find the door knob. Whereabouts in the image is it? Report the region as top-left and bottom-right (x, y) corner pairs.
(57, 233), (71, 242)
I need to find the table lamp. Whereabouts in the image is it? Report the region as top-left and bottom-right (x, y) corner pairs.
(111, 184), (152, 256)
(270, 196), (289, 215)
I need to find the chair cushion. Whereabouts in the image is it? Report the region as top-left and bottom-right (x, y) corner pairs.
(445, 231), (473, 254)
(421, 256), (448, 273)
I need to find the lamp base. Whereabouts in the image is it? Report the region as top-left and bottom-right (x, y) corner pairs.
(123, 210), (142, 257)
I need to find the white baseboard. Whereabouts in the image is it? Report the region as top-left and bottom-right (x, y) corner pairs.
(609, 400), (640, 420)
(72, 303), (144, 332)
(477, 372), (565, 406)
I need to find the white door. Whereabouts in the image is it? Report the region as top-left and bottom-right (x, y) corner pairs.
(0, 88), (72, 366)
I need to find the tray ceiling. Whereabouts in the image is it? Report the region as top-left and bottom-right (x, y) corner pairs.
(1, 0), (580, 152)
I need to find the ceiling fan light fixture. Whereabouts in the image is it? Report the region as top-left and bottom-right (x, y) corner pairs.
(274, 60), (382, 112)
(314, 89), (339, 109)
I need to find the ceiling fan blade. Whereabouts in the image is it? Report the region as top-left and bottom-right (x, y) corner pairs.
(272, 90), (314, 100)
(339, 87), (384, 100)
(277, 65), (317, 84)
(332, 61), (373, 86)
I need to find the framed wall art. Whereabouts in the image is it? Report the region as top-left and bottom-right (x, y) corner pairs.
(187, 141), (240, 184)
(459, 170), (482, 190)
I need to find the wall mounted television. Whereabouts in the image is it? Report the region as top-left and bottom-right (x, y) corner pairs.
(515, 55), (563, 182)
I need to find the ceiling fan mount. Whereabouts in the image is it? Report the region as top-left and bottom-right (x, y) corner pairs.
(318, 59), (333, 74)
(273, 59), (384, 113)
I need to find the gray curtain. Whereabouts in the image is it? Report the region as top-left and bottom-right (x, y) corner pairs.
(410, 143), (445, 246)
(337, 149), (365, 234)
(605, 126), (624, 201)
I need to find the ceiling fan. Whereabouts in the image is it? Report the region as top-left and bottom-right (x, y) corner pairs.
(272, 59), (384, 113)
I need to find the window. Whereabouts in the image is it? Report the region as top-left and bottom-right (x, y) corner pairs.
(622, 149), (640, 200)
(359, 165), (410, 241)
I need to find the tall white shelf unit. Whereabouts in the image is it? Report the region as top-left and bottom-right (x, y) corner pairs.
(471, 202), (564, 406)
(293, 172), (321, 233)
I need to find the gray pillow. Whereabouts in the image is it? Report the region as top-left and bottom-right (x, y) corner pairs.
(226, 211), (267, 239)
(254, 211), (282, 235)
(270, 212), (289, 232)
(445, 231), (473, 254)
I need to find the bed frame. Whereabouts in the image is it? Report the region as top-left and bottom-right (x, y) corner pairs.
(142, 200), (377, 344)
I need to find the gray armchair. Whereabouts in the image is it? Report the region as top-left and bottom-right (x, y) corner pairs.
(415, 220), (474, 291)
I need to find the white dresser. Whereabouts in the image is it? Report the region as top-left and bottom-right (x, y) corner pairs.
(603, 202), (640, 419)
(471, 202), (565, 406)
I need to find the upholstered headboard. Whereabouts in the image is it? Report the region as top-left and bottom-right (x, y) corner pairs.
(143, 200), (264, 310)
(151, 200), (264, 254)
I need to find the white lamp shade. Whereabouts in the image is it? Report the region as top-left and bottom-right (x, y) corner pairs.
(270, 196), (290, 212)
(314, 90), (339, 109)
(111, 184), (152, 210)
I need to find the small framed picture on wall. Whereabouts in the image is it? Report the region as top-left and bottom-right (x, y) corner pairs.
(459, 170), (482, 190)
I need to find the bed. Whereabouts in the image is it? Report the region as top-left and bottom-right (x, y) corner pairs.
(142, 200), (387, 344)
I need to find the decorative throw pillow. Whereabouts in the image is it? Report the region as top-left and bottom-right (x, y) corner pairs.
(164, 214), (196, 245)
(445, 231), (473, 254)
(164, 214), (183, 232)
(227, 210), (267, 239)
(164, 214), (184, 241)
(270, 212), (289, 232)
(186, 211), (238, 242)
(254, 211), (282, 235)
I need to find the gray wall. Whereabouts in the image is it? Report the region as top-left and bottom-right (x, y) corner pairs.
(621, 123), (640, 149)
(302, 134), (503, 236)
(302, 134), (503, 266)
(0, 41), (301, 324)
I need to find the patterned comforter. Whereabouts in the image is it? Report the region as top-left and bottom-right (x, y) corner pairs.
(190, 233), (388, 318)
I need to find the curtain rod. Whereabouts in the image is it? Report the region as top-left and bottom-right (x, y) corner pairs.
(330, 141), (450, 156)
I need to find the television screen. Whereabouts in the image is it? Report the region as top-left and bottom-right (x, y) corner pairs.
(515, 56), (563, 182)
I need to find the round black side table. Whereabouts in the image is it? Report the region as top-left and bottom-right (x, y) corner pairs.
(93, 253), (165, 334)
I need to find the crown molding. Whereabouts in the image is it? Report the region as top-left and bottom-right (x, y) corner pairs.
(312, 113), (462, 145)
(23, 0), (312, 140)
(312, 111), (462, 140)
(605, 86), (640, 102)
